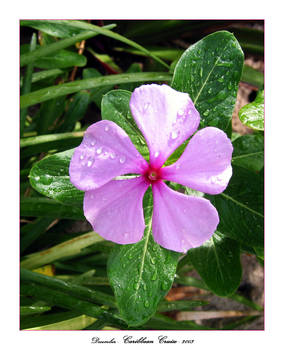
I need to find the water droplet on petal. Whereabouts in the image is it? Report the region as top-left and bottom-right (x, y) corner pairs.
(91, 140), (96, 146)
(171, 131), (178, 140)
(119, 155), (126, 164)
(80, 155), (84, 160)
(110, 152), (116, 160)
(96, 147), (102, 155)
(143, 102), (150, 112)
(87, 160), (92, 167)
(104, 125), (109, 132)
(154, 151), (159, 158)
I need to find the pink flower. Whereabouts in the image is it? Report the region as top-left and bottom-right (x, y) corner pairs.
(69, 84), (233, 253)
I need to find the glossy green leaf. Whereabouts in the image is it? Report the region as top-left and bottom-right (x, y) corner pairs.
(37, 96), (66, 135)
(20, 72), (172, 108)
(20, 132), (84, 158)
(82, 68), (113, 109)
(232, 134), (264, 172)
(241, 65), (264, 89)
(20, 197), (84, 220)
(21, 217), (55, 253)
(33, 49), (87, 69)
(20, 23), (116, 67)
(119, 63), (143, 91)
(21, 20), (169, 69)
(58, 91), (90, 132)
(208, 166), (264, 247)
(20, 305), (51, 316)
(171, 31), (244, 136)
(21, 231), (104, 270)
(29, 148), (83, 206)
(101, 90), (149, 160)
(20, 282), (125, 329)
(20, 69), (65, 88)
(188, 231), (242, 296)
(20, 33), (37, 137)
(239, 90), (264, 131)
(107, 190), (180, 327)
(21, 20), (89, 38)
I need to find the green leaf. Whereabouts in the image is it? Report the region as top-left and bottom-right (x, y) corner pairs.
(20, 23), (116, 67)
(239, 90), (264, 131)
(21, 217), (55, 253)
(208, 166), (264, 247)
(37, 96), (66, 135)
(101, 90), (149, 160)
(20, 72), (172, 108)
(20, 131), (84, 158)
(21, 231), (104, 270)
(232, 134), (264, 172)
(188, 231), (242, 296)
(20, 33), (37, 137)
(20, 69), (65, 88)
(20, 305), (51, 316)
(107, 190), (180, 327)
(241, 65), (264, 89)
(20, 281), (125, 329)
(58, 91), (90, 132)
(21, 19), (89, 38)
(119, 63), (143, 91)
(82, 68), (113, 109)
(20, 197), (84, 220)
(171, 31), (244, 136)
(21, 20), (169, 69)
(33, 49), (87, 69)
(29, 148), (83, 206)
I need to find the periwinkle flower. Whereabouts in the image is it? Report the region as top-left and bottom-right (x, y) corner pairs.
(69, 84), (233, 253)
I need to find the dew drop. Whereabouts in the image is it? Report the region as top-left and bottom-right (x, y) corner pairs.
(87, 160), (92, 167)
(110, 152), (116, 160)
(80, 154), (84, 160)
(143, 102), (150, 112)
(119, 155), (126, 164)
(96, 147), (102, 155)
(104, 125), (109, 132)
(134, 283), (139, 290)
(154, 151), (159, 158)
(91, 140), (96, 146)
(144, 300), (150, 308)
(175, 164), (181, 170)
(177, 108), (184, 116)
(162, 281), (168, 291)
(171, 131), (178, 140)
(150, 257), (155, 265)
(151, 270), (157, 281)
(35, 176), (40, 181)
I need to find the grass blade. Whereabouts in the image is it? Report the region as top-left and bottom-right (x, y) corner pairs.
(20, 72), (172, 108)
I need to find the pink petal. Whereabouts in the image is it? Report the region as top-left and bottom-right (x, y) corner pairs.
(84, 176), (149, 244)
(129, 84), (200, 168)
(161, 127), (233, 195)
(152, 181), (219, 253)
(69, 120), (148, 191)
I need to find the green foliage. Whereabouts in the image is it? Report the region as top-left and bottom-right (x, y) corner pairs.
(20, 21), (264, 331)
(171, 31), (244, 136)
(239, 90), (264, 131)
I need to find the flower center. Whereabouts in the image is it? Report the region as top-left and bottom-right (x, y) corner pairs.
(144, 167), (161, 184)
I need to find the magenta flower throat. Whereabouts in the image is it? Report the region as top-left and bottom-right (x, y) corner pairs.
(69, 84), (233, 253)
